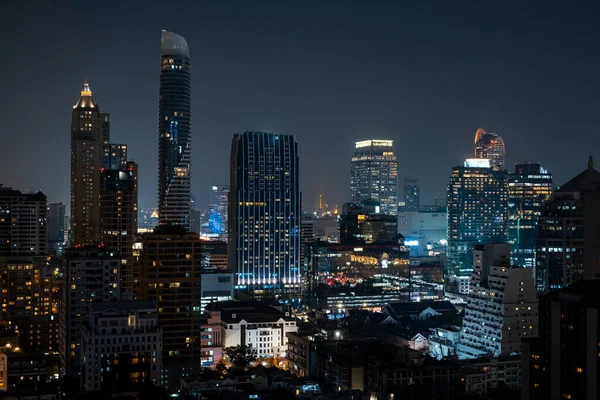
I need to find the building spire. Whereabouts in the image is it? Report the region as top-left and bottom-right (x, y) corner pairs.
(81, 79), (92, 97)
(588, 155), (594, 170)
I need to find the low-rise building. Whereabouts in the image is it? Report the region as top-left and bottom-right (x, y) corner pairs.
(428, 326), (461, 360)
(80, 301), (162, 392)
(199, 310), (223, 368)
(200, 272), (233, 311)
(383, 300), (457, 321)
(286, 331), (318, 377)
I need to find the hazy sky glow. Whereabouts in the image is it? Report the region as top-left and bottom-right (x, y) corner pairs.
(2, 1), (599, 212)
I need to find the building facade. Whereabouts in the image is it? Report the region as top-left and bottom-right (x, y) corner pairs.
(508, 163), (552, 269)
(157, 30), (192, 229)
(208, 185), (229, 241)
(535, 157), (600, 292)
(81, 301), (162, 392)
(447, 159), (508, 292)
(0, 187), (47, 256)
(100, 162), (138, 295)
(229, 132), (301, 294)
(474, 128), (506, 171)
(458, 244), (538, 358)
(350, 139), (398, 216)
(71, 81), (110, 245)
(404, 178), (420, 212)
(60, 246), (121, 377)
(47, 203), (65, 254)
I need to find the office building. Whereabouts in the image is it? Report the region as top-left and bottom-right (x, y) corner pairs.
(447, 159), (508, 292)
(522, 280), (600, 400)
(0, 187), (47, 256)
(340, 200), (398, 245)
(200, 240), (228, 270)
(508, 163), (552, 269)
(157, 30), (192, 229)
(100, 162), (138, 295)
(81, 301), (162, 392)
(47, 203), (65, 254)
(102, 143), (127, 170)
(137, 226), (202, 366)
(229, 131), (301, 294)
(350, 139), (398, 215)
(199, 272), (234, 311)
(71, 80), (110, 245)
(206, 301), (297, 359)
(403, 178), (420, 211)
(474, 128), (506, 171)
(397, 207), (447, 244)
(535, 157), (600, 292)
(458, 244), (537, 359)
(208, 185), (229, 241)
(60, 245), (121, 377)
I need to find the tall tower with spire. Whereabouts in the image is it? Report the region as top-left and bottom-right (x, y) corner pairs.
(70, 80), (110, 245)
(157, 30), (192, 229)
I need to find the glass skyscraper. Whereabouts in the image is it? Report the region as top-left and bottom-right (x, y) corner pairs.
(404, 178), (420, 211)
(350, 139), (398, 216)
(228, 132), (301, 294)
(507, 163), (552, 269)
(474, 128), (506, 171)
(157, 30), (192, 229)
(209, 185), (229, 241)
(446, 158), (508, 293)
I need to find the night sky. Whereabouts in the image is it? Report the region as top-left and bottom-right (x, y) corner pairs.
(2, 1), (600, 212)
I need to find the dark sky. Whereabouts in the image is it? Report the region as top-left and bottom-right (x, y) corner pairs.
(2, 1), (600, 212)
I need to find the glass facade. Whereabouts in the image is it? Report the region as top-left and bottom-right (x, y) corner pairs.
(474, 128), (506, 171)
(350, 140), (398, 216)
(208, 185), (229, 241)
(229, 132), (301, 294)
(507, 163), (552, 269)
(157, 30), (192, 229)
(446, 160), (508, 285)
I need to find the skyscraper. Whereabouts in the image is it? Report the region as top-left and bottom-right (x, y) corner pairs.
(208, 185), (229, 241)
(403, 178), (420, 211)
(71, 80), (110, 245)
(229, 132), (301, 294)
(47, 203), (66, 254)
(157, 30), (192, 229)
(474, 128), (506, 171)
(0, 187), (47, 256)
(447, 158), (508, 293)
(350, 139), (398, 215)
(99, 161), (138, 295)
(507, 163), (552, 269)
(535, 157), (600, 292)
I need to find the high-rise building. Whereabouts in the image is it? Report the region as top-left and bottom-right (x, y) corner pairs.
(507, 163), (552, 269)
(81, 301), (162, 392)
(350, 140), (398, 215)
(208, 185), (229, 240)
(60, 245), (121, 377)
(100, 162), (138, 296)
(157, 30), (192, 229)
(137, 226), (202, 369)
(71, 80), (110, 245)
(47, 203), (66, 254)
(0, 187), (47, 256)
(474, 128), (506, 171)
(447, 159), (508, 293)
(102, 143), (127, 170)
(340, 200), (398, 245)
(535, 157), (600, 293)
(403, 178), (419, 211)
(522, 280), (600, 400)
(229, 132), (301, 294)
(458, 243), (538, 360)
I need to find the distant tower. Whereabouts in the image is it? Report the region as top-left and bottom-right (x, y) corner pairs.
(350, 140), (398, 215)
(208, 185), (229, 241)
(474, 128), (506, 171)
(229, 132), (301, 294)
(157, 30), (192, 229)
(403, 178), (420, 211)
(70, 80), (110, 245)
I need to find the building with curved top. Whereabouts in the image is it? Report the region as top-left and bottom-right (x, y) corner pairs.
(474, 128), (506, 171)
(158, 30), (192, 229)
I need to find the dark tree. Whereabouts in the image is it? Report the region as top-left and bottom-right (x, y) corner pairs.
(224, 344), (258, 368)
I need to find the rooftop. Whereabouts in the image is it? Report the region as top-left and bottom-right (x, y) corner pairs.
(91, 300), (156, 313)
(557, 156), (600, 192)
(206, 300), (294, 323)
(386, 300), (457, 317)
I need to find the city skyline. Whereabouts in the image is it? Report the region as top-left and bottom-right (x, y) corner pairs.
(3, 1), (599, 212)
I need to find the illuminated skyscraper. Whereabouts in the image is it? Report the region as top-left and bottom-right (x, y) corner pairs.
(71, 80), (110, 245)
(208, 185), (229, 241)
(447, 158), (508, 293)
(404, 178), (420, 211)
(229, 132), (301, 294)
(157, 30), (192, 229)
(0, 187), (47, 256)
(474, 128), (506, 171)
(507, 163), (552, 269)
(350, 139), (398, 215)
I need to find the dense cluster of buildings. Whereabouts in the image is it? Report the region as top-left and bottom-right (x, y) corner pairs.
(1, 25), (599, 400)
